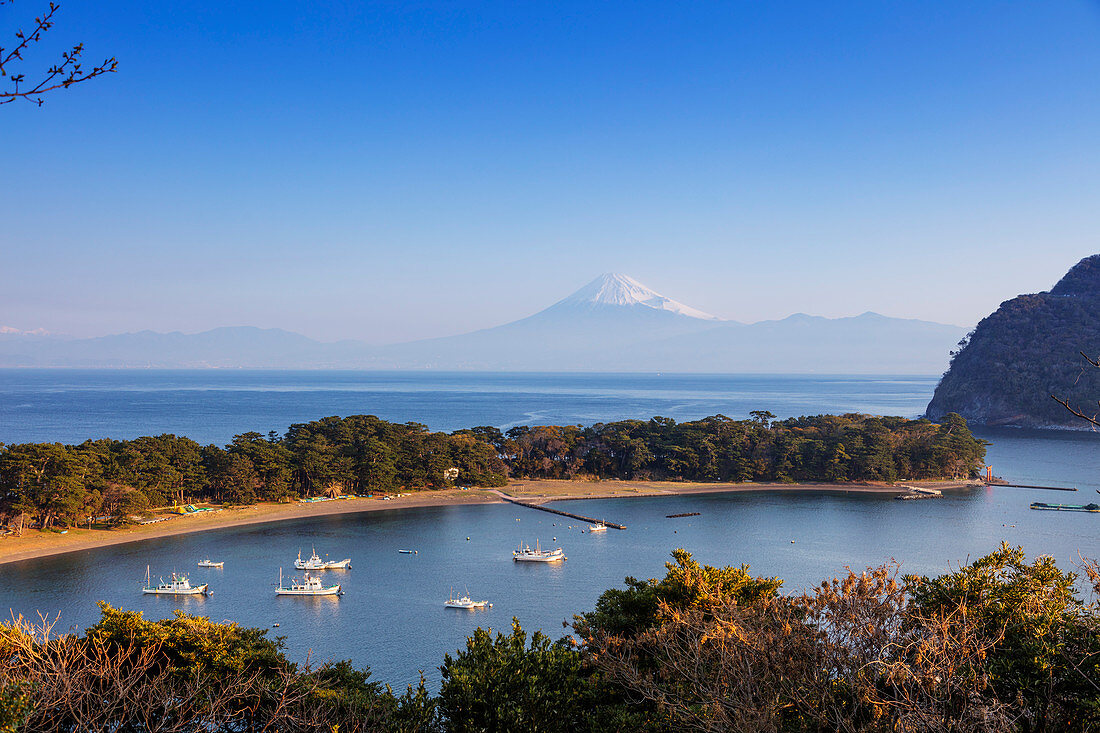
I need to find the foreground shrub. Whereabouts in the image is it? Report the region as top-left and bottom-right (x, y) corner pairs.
(0, 607), (434, 732)
(437, 619), (652, 733)
(581, 546), (1100, 733)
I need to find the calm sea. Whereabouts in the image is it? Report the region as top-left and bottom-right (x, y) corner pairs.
(1, 370), (1098, 690)
(0, 370), (943, 445)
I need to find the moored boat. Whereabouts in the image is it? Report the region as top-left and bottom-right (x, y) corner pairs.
(444, 587), (491, 609)
(1030, 502), (1100, 512)
(512, 540), (565, 563)
(295, 547), (352, 570)
(142, 566), (210, 595)
(275, 568), (342, 596)
(588, 523), (607, 532)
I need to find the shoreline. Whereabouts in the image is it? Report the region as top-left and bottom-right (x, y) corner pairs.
(0, 479), (980, 566)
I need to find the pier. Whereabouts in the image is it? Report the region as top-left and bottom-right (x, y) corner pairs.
(993, 483), (1077, 492)
(493, 492), (626, 530)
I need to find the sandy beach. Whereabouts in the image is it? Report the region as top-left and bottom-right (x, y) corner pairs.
(0, 479), (979, 566)
(502, 478), (977, 503)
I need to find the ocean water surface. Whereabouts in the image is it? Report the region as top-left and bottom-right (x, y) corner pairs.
(1, 370), (1099, 690)
(0, 370), (938, 445)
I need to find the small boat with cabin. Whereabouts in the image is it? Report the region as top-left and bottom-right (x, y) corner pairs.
(295, 547), (352, 570)
(197, 559), (224, 568)
(512, 540), (565, 563)
(275, 568), (343, 596)
(588, 523), (607, 532)
(444, 587), (491, 609)
(142, 566), (210, 596)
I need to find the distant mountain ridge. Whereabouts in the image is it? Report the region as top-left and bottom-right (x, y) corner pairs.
(1, 273), (966, 373)
(927, 254), (1100, 428)
(0, 326), (338, 368)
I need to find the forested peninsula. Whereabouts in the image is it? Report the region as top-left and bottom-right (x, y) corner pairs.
(928, 253), (1100, 428)
(0, 412), (985, 530)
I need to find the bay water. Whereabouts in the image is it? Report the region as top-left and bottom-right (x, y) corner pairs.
(1, 370), (1098, 690)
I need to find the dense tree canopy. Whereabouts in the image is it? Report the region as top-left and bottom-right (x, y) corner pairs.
(485, 412), (984, 484)
(0, 412), (984, 530)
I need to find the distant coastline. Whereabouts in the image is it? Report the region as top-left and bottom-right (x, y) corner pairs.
(0, 273), (964, 374)
(0, 479), (979, 566)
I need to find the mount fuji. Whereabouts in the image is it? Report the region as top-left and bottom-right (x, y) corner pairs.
(363, 273), (966, 372)
(367, 273), (726, 370)
(551, 273), (721, 321)
(0, 274), (968, 372)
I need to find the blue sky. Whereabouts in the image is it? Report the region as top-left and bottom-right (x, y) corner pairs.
(3, 1), (1099, 342)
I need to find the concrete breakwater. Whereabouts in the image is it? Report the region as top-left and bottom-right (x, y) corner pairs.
(491, 491), (626, 530)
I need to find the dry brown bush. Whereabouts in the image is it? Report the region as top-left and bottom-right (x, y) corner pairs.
(0, 613), (360, 732)
(588, 563), (1023, 733)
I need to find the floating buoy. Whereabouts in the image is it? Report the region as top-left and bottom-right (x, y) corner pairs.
(791, 540), (795, 543)
(272, 623), (280, 628)
(466, 537), (470, 541)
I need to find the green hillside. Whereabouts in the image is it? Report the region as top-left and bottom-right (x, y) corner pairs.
(927, 254), (1100, 427)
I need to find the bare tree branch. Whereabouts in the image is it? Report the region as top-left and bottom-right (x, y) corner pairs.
(1, 1), (116, 106)
(1050, 394), (1100, 429)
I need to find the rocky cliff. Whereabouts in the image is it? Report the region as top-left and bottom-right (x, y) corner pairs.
(926, 255), (1100, 428)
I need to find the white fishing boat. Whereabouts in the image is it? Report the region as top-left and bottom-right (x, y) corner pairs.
(275, 568), (343, 596)
(444, 587), (491, 609)
(142, 566), (210, 595)
(512, 540), (565, 563)
(294, 547), (352, 570)
(588, 523), (607, 532)
(197, 559), (224, 568)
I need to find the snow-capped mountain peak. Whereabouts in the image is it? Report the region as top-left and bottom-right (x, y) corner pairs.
(0, 326), (50, 336)
(556, 273), (721, 321)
